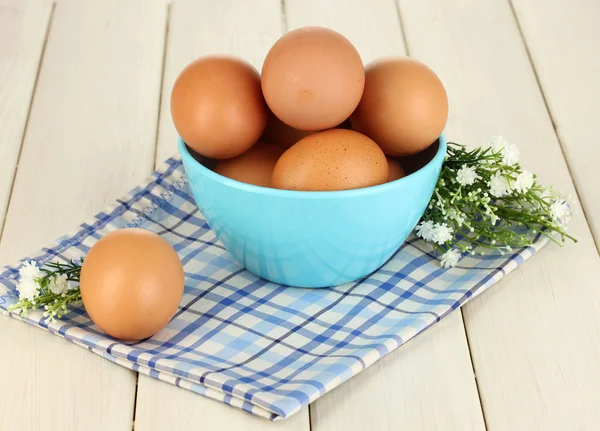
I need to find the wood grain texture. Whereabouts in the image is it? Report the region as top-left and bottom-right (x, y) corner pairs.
(154, 0), (284, 164)
(398, 0), (600, 429)
(136, 1), (308, 429)
(285, 0), (406, 64)
(135, 379), (310, 431)
(311, 311), (486, 431)
(0, 0), (167, 429)
(0, 0), (52, 232)
(0, 0), (166, 263)
(510, 0), (600, 249)
(285, 1), (486, 430)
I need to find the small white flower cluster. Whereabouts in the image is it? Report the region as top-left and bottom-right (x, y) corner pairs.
(16, 261), (42, 302)
(550, 199), (570, 225)
(49, 273), (69, 295)
(16, 261), (70, 302)
(415, 135), (575, 268)
(488, 136), (535, 197)
(9, 258), (83, 323)
(415, 221), (454, 245)
(440, 249), (461, 268)
(490, 135), (520, 167)
(456, 165), (479, 187)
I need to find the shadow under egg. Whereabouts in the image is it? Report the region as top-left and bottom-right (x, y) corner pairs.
(397, 139), (440, 175)
(187, 145), (217, 170)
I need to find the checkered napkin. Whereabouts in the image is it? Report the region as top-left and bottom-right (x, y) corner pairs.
(0, 155), (549, 421)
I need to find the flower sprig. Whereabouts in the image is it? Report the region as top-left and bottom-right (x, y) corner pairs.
(7, 259), (82, 322)
(417, 135), (577, 267)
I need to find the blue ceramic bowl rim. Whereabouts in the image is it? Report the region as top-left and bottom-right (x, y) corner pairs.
(178, 133), (447, 200)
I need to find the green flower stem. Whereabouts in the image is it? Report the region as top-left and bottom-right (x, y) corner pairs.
(418, 140), (577, 259)
(8, 259), (83, 322)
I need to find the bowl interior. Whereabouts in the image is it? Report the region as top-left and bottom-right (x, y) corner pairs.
(181, 135), (445, 198)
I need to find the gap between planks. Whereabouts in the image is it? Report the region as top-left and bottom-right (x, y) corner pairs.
(152, 2), (172, 170)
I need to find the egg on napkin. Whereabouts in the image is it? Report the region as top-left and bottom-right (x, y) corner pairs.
(80, 228), (184, 341)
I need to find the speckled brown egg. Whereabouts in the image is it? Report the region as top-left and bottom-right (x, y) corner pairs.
(80, 228), (184, 341)
(387, 157), (406, 182)
(271, 129), (388, 191)
(171, 55), (267, 159)
(261, 26), (365, 131)
(214, 142), (284, 187)
(351, 57), (448, 156)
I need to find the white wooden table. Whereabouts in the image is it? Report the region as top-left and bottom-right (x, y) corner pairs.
(1, 0), (599, 430)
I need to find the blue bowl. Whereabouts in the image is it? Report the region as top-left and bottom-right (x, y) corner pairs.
(179, 134), (447, 288)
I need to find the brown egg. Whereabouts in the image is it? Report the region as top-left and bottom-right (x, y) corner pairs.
(261, 109), (315, 149)
(170, 55), (267, 159)
(261, 26), (365, 131)
(351, 57), (448, 156)
(80, 228), (185, 341)
(387, 157), (406, 182)
(271, 129), (388, 191)
(213, 142), (284, 187)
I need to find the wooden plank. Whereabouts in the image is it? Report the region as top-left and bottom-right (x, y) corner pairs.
(0, 0), (52, 232)
(397, 0), (600, 429)
(137, 1), (310, 430)
(311, 311), (486, 431)
(284, 1), (486, 430)
(0, 1), (167, 430)
(135, 380), (310, 431)
(510, 0), (600, 248)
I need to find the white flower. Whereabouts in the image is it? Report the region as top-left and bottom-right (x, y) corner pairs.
(541, 187), (553, 198)
(416, 220), (435, 241)
(550, 200), (570, 222)
(489, 213), (500, 225)
(456, 166), (480, 186)
(447, 208), (466, 226)
(18, 260), (41, 282)
(502, 144), (520, 166)
(48, 274), (69, 295)
(440, 249), (461, 268)
(431, 223), (454, 245)
(488, 172), (512, 197)
(17, 277), (40, 302)
(513, 170), (534, 193)
(489, 135), (508, 152)
(489, 135), (520, 166)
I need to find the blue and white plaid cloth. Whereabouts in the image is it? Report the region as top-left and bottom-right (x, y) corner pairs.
(0, 155), (548, 421)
